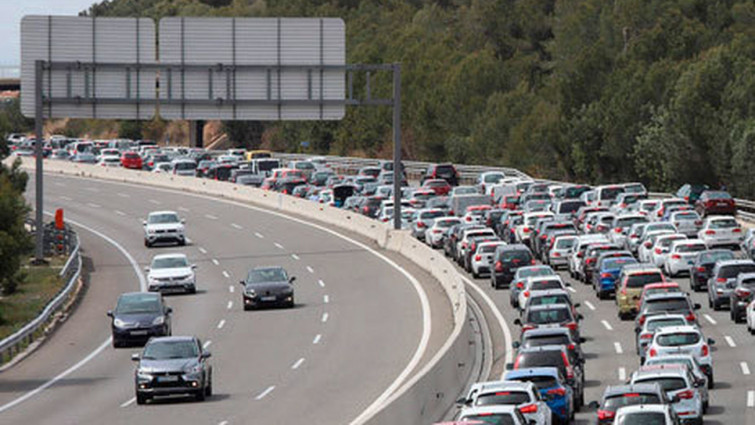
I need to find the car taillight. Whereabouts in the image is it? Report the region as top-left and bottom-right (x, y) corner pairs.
(495, 261), (503, 272)
(648, 348), (657, 357)
(462, 242), (468, 249)
(417, 222), (425, 228)
(562, 353), (574, 379)
(547, 387), (566, 397)
(522, 325), (536, 332)
(362, 206), (369, 213)
(694, 220), (702, 226)
(736, 288), (752, 298)
(513, 355), (521, 369)
(614, 227), (622, 233)
(519, 403), (538, 414)
(516, 282), (524, 289)
(701, 344), (709, 357)
(564, 322), (578, 331)
(577, 252), (583, 258)
(567, 343), (575, 350)
(716, 277), (726, 283)
(696, 267), (706, 273)
(523, 291), (530, 298)
(638, 315), (646, 326)
(705, 230), (716, 235)
(530, 259), (536, 265)
(601, 272), (612, 279)
(640, 333), (653, 339)
(597, 410), (616, 420)
(677, 389), (695, 400)
(540, 234), (547, 240)
(586, 258), (595, 265)
(655, 248), (662, 254)
(433, 229), (442, 234)
(686, 313), (696, 322)
(474, 255), (482, 261)
(733, 228), (742, 233)
(553, 252), (561, 257)
(671, 254), (681, 260)
(465, 216), (472, 222)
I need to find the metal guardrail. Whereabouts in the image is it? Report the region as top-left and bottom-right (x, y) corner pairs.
(0, 230), (81, 365)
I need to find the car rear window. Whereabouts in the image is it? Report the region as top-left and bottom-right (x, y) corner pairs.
(461, 413), (516, 425)
(704, 191), (732, 200)
(527, 308), (571, 324)
(617, 217), (647, 228)
(627, 273), (664, 288)
(676, 244), (705, 253)
(618, 412), (667, 424)
(419, 211), (445, 220)
(634, 377), (687, 392)
(656, 332), (701, 346)
(720, 264), (755, 279)
(603, 393), (662, 410)
(557, 201), (585, 214)
(510, 375), (558, 389)
(647, 318), (686, 331)
(699, 251), (735, 264)
(674, 212), (699, 220)
(530, 280), (563, 291)
(600, 187), (624, 200)
(646, 298), (690, 312)
(556, 238), (576, 249)
(710, 219), (738, 229)
(530, 295), (570, 307)
(475, 391), (531, 406)
(435, 165), (455, 175)
(518, 351), (565, 370)
(525, 334), (570, 347)
(500, 250), (533, 264)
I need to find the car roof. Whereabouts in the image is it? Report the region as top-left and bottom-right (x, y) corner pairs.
(526, 303), (571, 312)
(716, 259), (755, 267)
(522, 326), (571, 338)
(615, 404), (670, 415)
(644, 292), (689, 301)
(653, 325), (700, 335)
(603, 383), (663, 397)
(460, 405), (519, 416)
(622, 264), (662, 274)
(152, 253), (188, 260)
(527, 289), (571, 298)
(518, 344), (567, 353)
(633, 365), (689, 379)
(147, 335), (196, 343)
(504, 367), (560, 379)
(470, 380), (534, 394)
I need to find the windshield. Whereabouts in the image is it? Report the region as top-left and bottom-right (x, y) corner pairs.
(657, 332), (701, 346)
(599, 187), (624, 200)
(116, 294), (161, 314)
(174, 162), (196, 170)
(476, 391), (530, 406)
(634, 377), (687, 392)
(151, 256), (189, 269)
(142, 340), (199, 360)
(604, 393), (662, 411)
(604, 258), (637, 270)
(627, 273), (664, 288)
(525, 334), (569, 347)
(646, 298), (690, 312)
(246, 268), (287, 283)
(527, 308), (571, 324)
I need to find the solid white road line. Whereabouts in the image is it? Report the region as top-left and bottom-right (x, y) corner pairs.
(741, 362), (751, 375)
(566, 286), (576, 293)
(178, 207), (190, 212)
(117, 192), (130, 198)
(120, 397), (136, 408)
(322, 313), (329, 323)
(313, 334), (321, 344)
(212, 258), (220, 266)
(704, 314), (717, 325)
(255, 386), (275, 401)
(291, 358), (305, 370)
(217, 320), (226, 329)
(274, 242), (284, 250)
(114, 210), (126, 216)
(254, 232), (264, 239)
(307, 266), (314, 274)
(229, 285), (235, 293)
(227, 301), (233, 310)
(602, 320), (614, 331)
(59, 195), (72, 201)
(291, 254), (300, 260)
(205, 214), (218, 220)
(584, 301), (596, 311)
(614, 342), (623, 354)
(203, 340), (212, 349)
(222, 271), (230, 279)
(618, 367), (626, 381)
(85, 187), (99, 192)
(725, 335), (737, 348)
(748, 390), (754, 408)
(198, 247), (208, 254)
(318, 279), (325, 287)
(231, 223), (243, 229)
(324, 295), (329, 304)
(86, 203), (101, 208)
(148, 199), (160, 205)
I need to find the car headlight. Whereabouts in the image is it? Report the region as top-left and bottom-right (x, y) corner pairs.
(246, 288), (256, 297)
(184, 364), (203, 375)
(136, 371), (153, 381)
(152, 316), (164, 326)
(113, 318), (126, 327)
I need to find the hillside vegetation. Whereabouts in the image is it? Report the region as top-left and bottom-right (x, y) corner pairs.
(78, 0), (754, 196)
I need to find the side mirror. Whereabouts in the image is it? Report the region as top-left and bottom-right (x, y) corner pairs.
(671, 395), (680, 403)
(513, 318), (522, 326)
(107, 310), (113, 317)
(239, 280), (246, 286)
(574, 303), (581, 308)
(289, 276), (297, 284)
(579, 337), (587, 344)
(201, 351), (212, 359)
(587, 401), (600, 409)
(577, 314), (584, 321)
(144, 266), (150, 272)
(191, 264), (197, 270)
(131, 353), (140, 362)
(505, 363), (514, 371)
(181, 218), (186, 224)
(707, 338), (716, 346)
(142, 220), (147, 226)
(165, 307), (173, 314)
(512, 341), (521, 349)
(694, 303), (701, 310)
(455, 397), (469, 406)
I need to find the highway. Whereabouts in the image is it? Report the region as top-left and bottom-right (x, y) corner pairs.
(0, 172), (454, 425)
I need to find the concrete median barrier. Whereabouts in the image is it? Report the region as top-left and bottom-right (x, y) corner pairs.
(20, 158), (471, 424)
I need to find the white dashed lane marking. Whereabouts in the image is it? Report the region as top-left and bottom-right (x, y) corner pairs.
(148, 199), (160, 205)
(205, 214), (218, 220)
(318, 279), (325, 288)
(212, 258), (220, 266)
(704, 314), (717, 325)
(291, 254), (300, 260)
(254, 232), (264, 239)
(198, 247), (208, 254)
(614, 342), (623, 354)
(231, 223), (243, 230)
(313, 334), (321, 344)
(120, 397), (136, 408)
(618, 367), (626, 381)
(274, 243), (284, 250)
(741, 362), (751, 376)
(203, 340), (212, 349)
(229, 285), (235, 293)
(748, 391), (754, 408)
(566, 286), (576, 293)
(117, 193), (130, 198)
(291, 358), (305, 370)
(178, 207), (190, 212)
(725, 335), (736, 348)
(114, 210), (126, 216)
(321, 313), (329, 323)
(584, 301), (596, 311)
(86, 203), (101, 208)
(217, 320), (226, 329)
(255, 386), (275, 401)
(60, 196), (72, 201)
(227, 301), (233, 310)
(222, 271), (230, 279)
(306, 266), (314, 274)
(601, 320), (614, 331)
(323, 295), (329, 304)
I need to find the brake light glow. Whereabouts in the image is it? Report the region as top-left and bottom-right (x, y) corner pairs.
(686, 313), (696, 322)
(495, 261), (503, 272)
(494, 391), (511, 396)
(475, 255), (482, 261)
(671, 254), (681, 260)
(516, 282), (524, 289)
(523, 291), (530, 298)
(716, 278), (726, 283)
(696, 267), (706, 273)
(655, 248), (662, 254)
(736, 288), (752, 298)
(640, 333), (653, 339)
(648, 348), (657, 357)
(705, 230), (716, 235)
(564, 322), (578, 331)
(601, 272), (612, 279)
(701, 344), (709, 357)
(546, 387), (566, 396)
(677, 389), (695, 400)
(519, 403), (538, 414)
(597, 410), (615, 420)
(733, 228), (742, 233)
(614, 227), (622, 233)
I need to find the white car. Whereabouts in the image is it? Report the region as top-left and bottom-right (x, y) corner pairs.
(697, 216), (744, 248)
(614, 404), (679, 425)
(567, 235), (609, 279)
(459, 380), (551, 425)
(171, 159), (198, 177)
(646, 325), (714, 385)
(663, 239), (707, 277)
(649, 198), (687, 221)
(517, 212), (554, 244)
(518, 275), (567, 311)
(457, 228), (496, 263)
(146, 253), (197, 294)
(649, 233), (688, 268)
(747, 299), (755, 335)
(629, 364), (704, 424)
(670, 210), (703, 237)
(97, 155), (122, 167)
(471, 241), (506, 278)
(477, 171), (507, 195)
(459, 405), (532, 424)
(608, 214), (648, 248)
(424, 217), (461, 248)
(638, 230), (675, 263)
(143, 211), (186, 247)
(644, 354), (710, 409)
(152, 162), (173, 173)
(548, 235), (578, 269)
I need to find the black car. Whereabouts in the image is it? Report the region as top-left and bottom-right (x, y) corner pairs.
(108, 292), (172, 348)
(514, 327), (586, 364)
(509, 344), (585, 409)
(591, 383), (671, 425)
(690, 249), (735, 292)
(491, 244), (534, 289)
(132, 336), (212, 404)
(240, 266), (296, 309)
(420, 163), (459, 186)
(516, 303), (582, 341)
(675, 183), (710, 205)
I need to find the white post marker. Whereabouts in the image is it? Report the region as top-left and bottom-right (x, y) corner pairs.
(748, 390), (754, 408)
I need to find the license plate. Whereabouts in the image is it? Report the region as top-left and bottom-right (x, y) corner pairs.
(157, 376), (179, 383)
(131, 330), (148, 336)
(261, 296), (276, 302)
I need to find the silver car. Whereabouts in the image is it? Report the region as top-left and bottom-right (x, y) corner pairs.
(644, 354), (710, 409)
(144, 211), (186, 247)
(410, 208), (447, 241)
(697, 216), (744, 248)
(670, 210), (703, 237)
(629, 365), (703, 424)
(458, 380), (552, 425)
(663, 239), (707, 277)
(171, 159), (198, 177)
(548, 235), (578, 269)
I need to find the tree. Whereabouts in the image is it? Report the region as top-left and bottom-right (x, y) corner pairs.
(0, 139), (32, 295)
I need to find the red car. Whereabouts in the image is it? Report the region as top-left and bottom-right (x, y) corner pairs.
(499, 195), (520, 210)
(120, 151), (143, 169)
(637, 281), (681, 310)
(695, 190), (736, 217)
(421, 179), (451, 196)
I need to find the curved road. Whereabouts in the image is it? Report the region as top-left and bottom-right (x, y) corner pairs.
(0, 172), (445, 425)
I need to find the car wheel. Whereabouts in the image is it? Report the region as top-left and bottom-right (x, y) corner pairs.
(713, 300), (721, 311)
(179, 238), (186, 246)
(472, 270), (479, 279)
(187, 286), (197, 295)
(707, 373), (714, 389)
(195, 388), (206, 401)
(144, 239), (151, 248)
(205, 377), (212, 396)
(112, 339), (122, 349)
(136, 393), (148, 405)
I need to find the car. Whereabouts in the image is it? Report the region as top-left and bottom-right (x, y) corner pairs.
(689, 249), (734, 292)
(500, 195), (521, 211)
(143, 211), (186, 247)
(516, 276), (568, 311)
(628, 364), (704, 424)
(675, 184), (710, 205)
(509, 345), (584, 408)
(669, 211), (703, 238)
(239, 266), (295, 309)
(471, 241), (506, 278)
(594, 255), (637, 300)
(694, 190), (736, 217)
(636, 293), (701, 332)
(649, 198), (688, 222)
(697, 215), (743, 249)
(593, 185), (625, 208)
(121, 151), (143, 169)
(637, 282), (682, 310)
(421, 163), (458, 186)
(707, 259), (755, 310)
(476, 171), (507, 194)
(644, 354), (710, 407)
(491, 244), (535, 289)
(649, 234), (688, 268)
(457, 380), (552, 425)
(591, 383), (672, 424)
(97, 155), (122, 167)
(522, 289), (580, 319)
(503, 367), (574, 424)
(638, 230), (676, 264)
(547, 235), (578, 270)
(609, 214), (649, 248)
(645, 326), (715, 383)
(625, 223), (649, 253)
(517, 212), (554, 244)
(422, 178), (452, 196)
(132, 336), (212, 404)
(613, 404), (680, 425)
(108, 292), (172, 348)
(635, 313), (690, 358)
(457, 405), (532, 425)
(171, 158), (198, 177)
(514, 327), (585, 365)
(581, 243), (622, 284)
(747, 298), (755, 334)
(457, 227), (497, 265)
(425, 217), (460, 248)
(410, 208), (446, 241)
(509, 265), (557, 305)
(663, 239), (707, 277)
(516, 303), (581, 341)
(568, 235), (610, 280)
(729, 272), (755, 323)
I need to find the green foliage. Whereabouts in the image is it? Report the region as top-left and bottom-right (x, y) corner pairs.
(0, 176), (33, 295)
(119, 120), (143, 140)
(85, 0), (755, 196)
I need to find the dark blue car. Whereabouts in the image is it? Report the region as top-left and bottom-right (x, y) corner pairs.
(504, 367), (573, 424)
(595, 256), (637, 299)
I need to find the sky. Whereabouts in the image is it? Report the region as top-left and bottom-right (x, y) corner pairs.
(0, 0), (98, 69)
